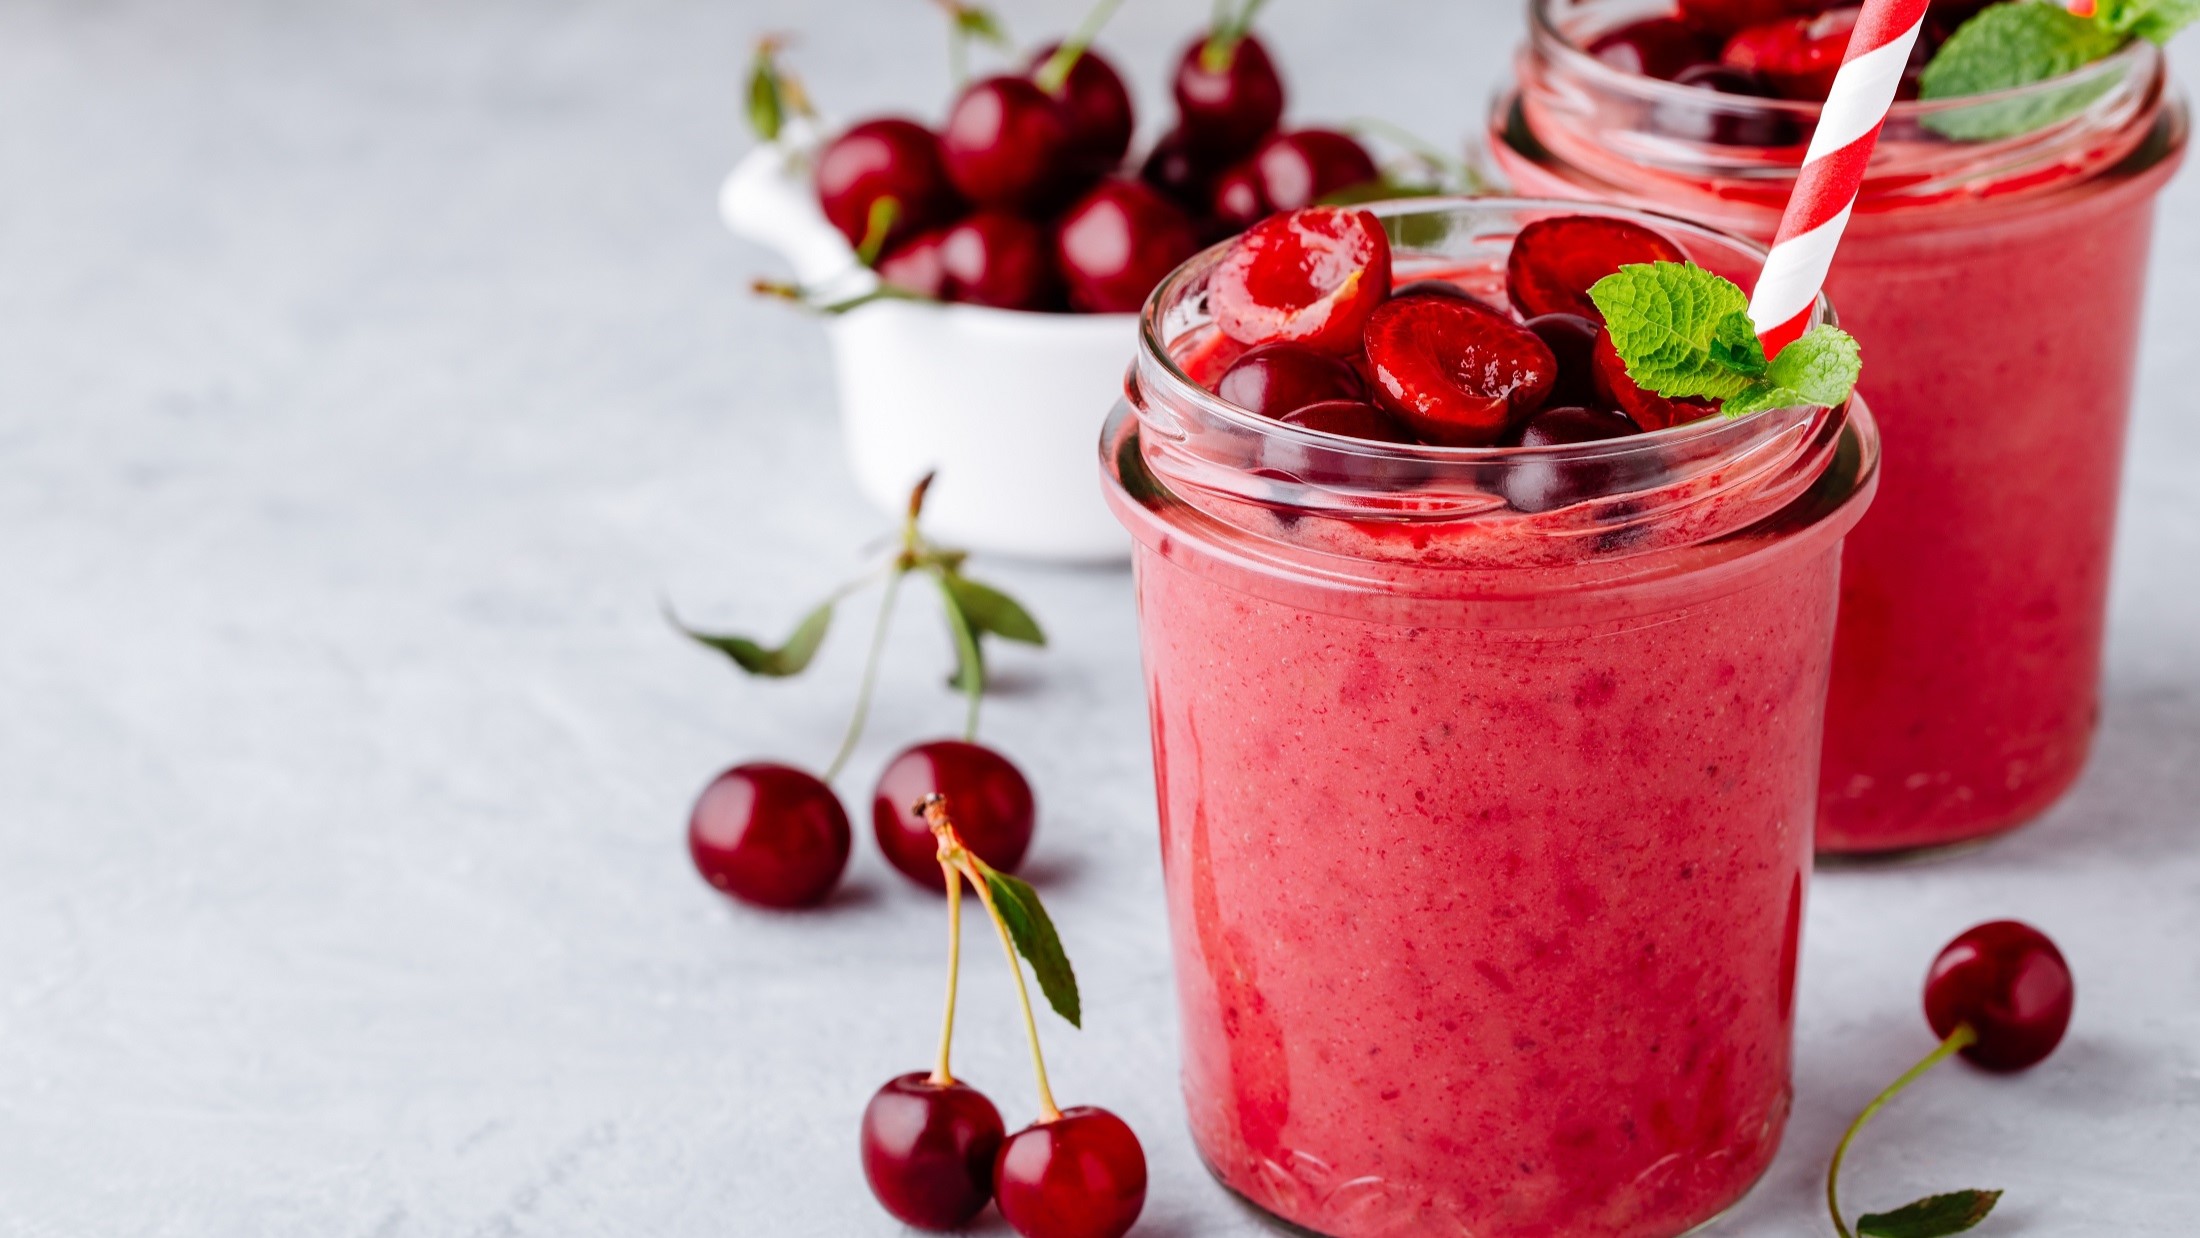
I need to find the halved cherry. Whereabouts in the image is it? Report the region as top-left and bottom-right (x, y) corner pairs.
(1210, 207), (1392, 354)
(1215, 342), (1366, 417)
(1722, 6), (1862, 102)
(1278, 399), (1414, 443)
(1365, 295), (1557, 446)
(1592, 328), (1717, 430)
(1678, 0), (1834, 38)
(1508, 215), (1686, 321)
(1586, 17), (1720, 80)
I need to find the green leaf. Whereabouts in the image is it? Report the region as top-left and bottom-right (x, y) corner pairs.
(1856, 1189), (2003, 1237)
(935, 570), (987, 696)
(2122, 0), (2200, 41)
(671, 601), (833, 678)
(1588, 262), (1765, 401)
(941, 573), (1046, 646)
(1919, 2), (2127, 140)
(953, 5), (1012, 48)
(984, 868), (1081, 1027)
(746, 44), (785, 142)
(1767, 325), (1863, 405)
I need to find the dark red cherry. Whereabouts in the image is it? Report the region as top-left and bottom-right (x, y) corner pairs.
(1215, 342), (1367, 417)
(1141, 125), (1227, 215)
(1030, 45), (1135, 180)
(1502, 406), (1645, 513)
(1508, 215), (1686, 321)
(1278, 399), (1415, 443)
(1223, 129), (1381, 227)
(1055, 179), (1201, 314)
(1210, 162), (1268, 232)
(1677, 0), (1834, 38)
(1655, 63), (1807, 146)
(1924, 921), (2076, 1073)
(1723, 6), (1862, 101)
(994, 1108), (1148, 1238)
(1525, 312), (1604, 407)
(939, 213), (1060, 311)
(1172, 32), (1286, 159)
(1391, 278), (1488, 305)
(862, 1073), (1007, 1230)
(1365, 295), (1558, 447)
(1592, 328), (1717, 430)
(878, 230), (949, 299)
(942, 75), (1076, 212)
(688, 763), (850, 909)
(1586, 17), (1721, 80)
(1211, 207), (1393, 354)
(873, 740), (1036, 893)
(815, 119), (965, 254)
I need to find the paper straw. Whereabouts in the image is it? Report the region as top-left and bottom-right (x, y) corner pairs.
(1747, 0), (1930, 354)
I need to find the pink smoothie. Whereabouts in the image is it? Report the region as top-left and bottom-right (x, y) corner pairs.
(1103, 201), (1878, 1238)
(1493, 2), (2188, 853)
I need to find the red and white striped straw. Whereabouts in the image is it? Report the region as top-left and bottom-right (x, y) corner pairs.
(1747, 0), (1930, 354)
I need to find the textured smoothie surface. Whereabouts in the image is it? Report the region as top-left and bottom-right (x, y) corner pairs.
(1132, 535), (1840, 1238)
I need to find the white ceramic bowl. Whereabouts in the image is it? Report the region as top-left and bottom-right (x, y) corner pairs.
(720, 141), (1134, 563)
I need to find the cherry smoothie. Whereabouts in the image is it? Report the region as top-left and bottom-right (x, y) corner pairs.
(1492, 0), (2189, 853)
(1102, 201), (1877, 1238)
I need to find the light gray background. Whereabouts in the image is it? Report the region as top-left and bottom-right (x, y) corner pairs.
(2, 1), (2196, 1235)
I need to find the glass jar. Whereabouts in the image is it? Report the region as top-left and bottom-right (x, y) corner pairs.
(1492, 0), (2188, 854)
(1102, 199), (1878, 1238)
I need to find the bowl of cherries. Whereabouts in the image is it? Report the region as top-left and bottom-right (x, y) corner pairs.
(721, 0), (1408, 563)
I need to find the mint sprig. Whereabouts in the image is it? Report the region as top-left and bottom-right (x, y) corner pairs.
(1589, 262), (1863, 420)
(1920, 0), (2194, 140)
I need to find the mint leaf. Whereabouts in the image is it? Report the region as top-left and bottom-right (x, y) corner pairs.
(671, 601), (833, 678)
(2119, 0), (2200, 40)
(1589, 263), (1765, 401)
(1920, 2), (2127, 140)
(1721, 323), (1866, 416)
(942, 573), (1046, 646)
(1856, 1189), (2003, 1237)
(985, 868), (1081, 1027)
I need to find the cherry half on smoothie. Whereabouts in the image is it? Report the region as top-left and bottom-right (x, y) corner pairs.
(862, 1073), (1007, 1229)
(1210, 206), (1393, 354)
(1826, 921), (2075, 1238)
(1055, 178), (1202, 314)
(1677, 0), (1833, 38)
(1216, 341), (1367, 418)
(873, 740), (1037, 893)
(1722, 6), (1863, 101)
(814, 118), (966, 253)
(1508, 215), (1686, 320)
(1365, 294), (1557, 446)
(687, 763), (852, 909)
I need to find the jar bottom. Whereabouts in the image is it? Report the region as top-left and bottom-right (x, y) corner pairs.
(1194, 1137), (1779, 1238)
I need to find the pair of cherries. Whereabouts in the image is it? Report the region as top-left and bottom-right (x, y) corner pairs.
(687, 740), (1034, 909)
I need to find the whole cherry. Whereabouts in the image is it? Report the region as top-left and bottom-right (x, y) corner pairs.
(1502, 406), (1645, 514)
(1524, 312), (1604, 408)
(1655, 63), (1806, 147)
(1216, 341), (1367, 418)
(1216, 128), (1380, 229)
(1277, 399), (1414, 443)
(862, 1073), (1007, 1230)
(1055, 178), (1202, 314)
(1172, 30), (1286, 159)
(939, 213), (1061, 311)
(1587, 17), (1720, 80)
(942, 75), (1077, 212)
(687, 763), (851, 909)
(877, 230), (949, 299)
(1031, 44), (1135, 180)
(1924, 919), (2076, 1072)
(1140, 125), (1228, 219)
(994, 1107), (1149, 1238)
(814, 118), (965, 254)
(874, 740), (1036, 892)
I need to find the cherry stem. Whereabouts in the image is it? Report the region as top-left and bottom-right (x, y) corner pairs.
(822, 569), (903, 784)
(925, 795), (1062, 1123)
(1033, 0), (1126, 94)
(1201, 0), (1271, 70)
(930, 858), (966, 1086)
(853, 196), (900, 268)
(1827, 1022), (1980, 1238)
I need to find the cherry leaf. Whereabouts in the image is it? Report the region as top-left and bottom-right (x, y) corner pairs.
(984, 868), (1081, 1028)
(670, 601), (832, 678)
(942, 573), (1046, 646)
(935, 570), (987, 696)
(1857, 1189), (2004, 1238)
